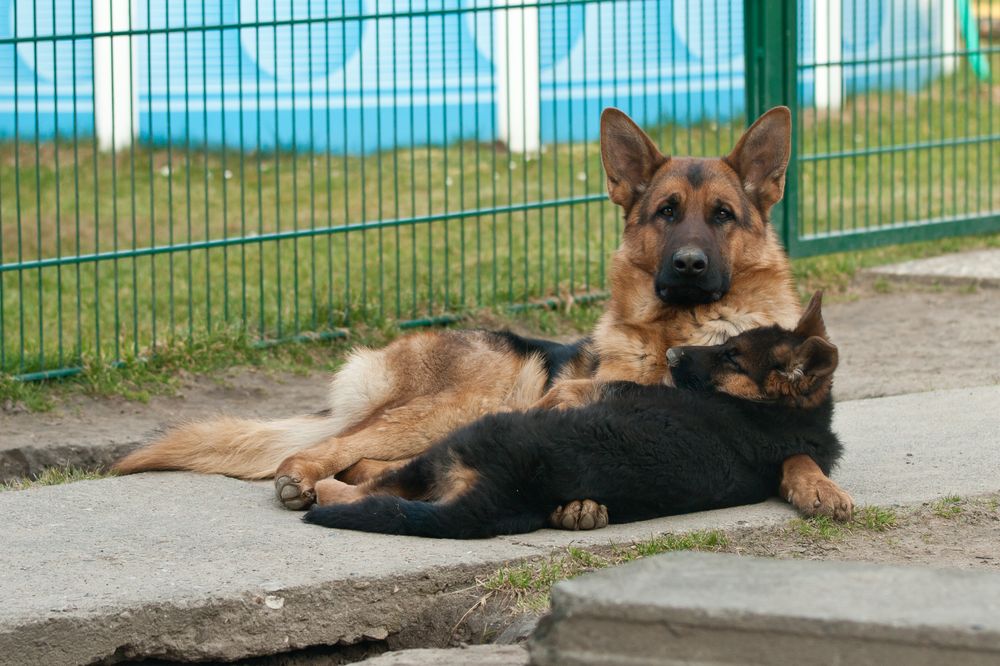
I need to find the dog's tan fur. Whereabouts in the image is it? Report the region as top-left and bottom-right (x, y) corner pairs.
(115, 107), (852, 523)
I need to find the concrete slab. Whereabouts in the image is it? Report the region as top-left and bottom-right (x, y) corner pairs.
(863, 248), (1000, 288)
(530, 552), (1000, 665)
(361, 645), (527, 665)
(1, 385), (998, 665)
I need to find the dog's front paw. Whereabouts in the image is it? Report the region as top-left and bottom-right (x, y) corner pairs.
(787, 476), (854, 521)
(550, 499), (609, 531)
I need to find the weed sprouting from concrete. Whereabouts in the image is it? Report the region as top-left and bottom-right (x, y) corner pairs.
(931, 495), (963, 518)
(481, 530), (728, 613)
(791, 515), (846, 540)
(853, 506), (899, 531)
(1, 466), (116, 492)
(792, 506), (899, 540)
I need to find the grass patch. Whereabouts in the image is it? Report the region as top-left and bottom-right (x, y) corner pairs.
(853, 505), (899, 532)
(481, 530), (728, 612)
(3, 54), (998, 379)
(932, 495), (964, 518)
(1, 466), (115, 492)
(791, 515), (847, 540)
(0, 299), (602, 409)
(791, 505), (899, 541)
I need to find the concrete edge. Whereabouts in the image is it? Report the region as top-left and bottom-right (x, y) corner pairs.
(858, 268), (1000, 290)
(1, 440), (138, 482)
(2, 563), (500, 665)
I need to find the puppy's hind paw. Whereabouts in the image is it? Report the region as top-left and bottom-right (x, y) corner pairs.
(550, 499), (609, 531)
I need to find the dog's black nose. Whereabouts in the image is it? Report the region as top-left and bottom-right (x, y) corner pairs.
(672, 247), (708, 277)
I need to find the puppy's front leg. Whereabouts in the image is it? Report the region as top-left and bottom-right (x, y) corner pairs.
(780, 454), (854, 521)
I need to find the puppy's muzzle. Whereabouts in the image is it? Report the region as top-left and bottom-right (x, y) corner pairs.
(666, 348), (683, 368)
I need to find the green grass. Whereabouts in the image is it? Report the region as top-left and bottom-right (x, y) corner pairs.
(1, 55), (998, 380)
(791, 505), (899, 540)
(853, 505), (899, 532)
(0, 297), (602, 409)
(931, 495), (964, 518)
(481, 530), (728, 612)
(1, 466), (115, 492)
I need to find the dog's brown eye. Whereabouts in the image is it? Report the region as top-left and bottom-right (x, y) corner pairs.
(723, 349), (742, 370)
(660, 205), (675, 221)
(715, 208), (733, 223)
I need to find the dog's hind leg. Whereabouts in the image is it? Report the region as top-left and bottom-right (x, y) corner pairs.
(273, 391), (501, 509)
(335, 458), (413, 485)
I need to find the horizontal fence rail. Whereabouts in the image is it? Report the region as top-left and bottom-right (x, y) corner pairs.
(1, 0), (998, 379)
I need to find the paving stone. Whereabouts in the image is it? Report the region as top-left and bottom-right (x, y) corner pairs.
(530, 552), (1000, 665)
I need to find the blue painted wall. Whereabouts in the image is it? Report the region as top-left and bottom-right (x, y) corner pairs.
(0, 0), (954, 152)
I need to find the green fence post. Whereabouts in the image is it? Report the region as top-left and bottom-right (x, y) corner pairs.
(744, 0), (799, 253)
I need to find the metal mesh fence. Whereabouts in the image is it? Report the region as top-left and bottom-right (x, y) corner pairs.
(0, 0), (997, 379)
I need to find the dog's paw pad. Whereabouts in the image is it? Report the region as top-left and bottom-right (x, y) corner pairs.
(275, 475), (315, 510)
(549, 499), (609, 531)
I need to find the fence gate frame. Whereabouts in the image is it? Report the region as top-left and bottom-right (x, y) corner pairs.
(745, 0), (1000, 259)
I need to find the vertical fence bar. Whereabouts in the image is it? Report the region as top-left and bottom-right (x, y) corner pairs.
(743, 0), (798, 250)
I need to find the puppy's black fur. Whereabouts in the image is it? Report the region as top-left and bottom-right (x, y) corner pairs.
(304, 299), (842, 539)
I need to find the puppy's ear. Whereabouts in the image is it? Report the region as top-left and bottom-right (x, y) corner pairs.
(791, 336), (839, 380)
(600, 108), (667, 213)
(724, 106), (791, 216)
(793, 290), (827, 339)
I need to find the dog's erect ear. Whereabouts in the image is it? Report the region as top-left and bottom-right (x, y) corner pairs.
(600, 108), (667, 212)
(793, 290), (827, 339)
(792, 336), (839, 380)
(724, 106), (791, 216)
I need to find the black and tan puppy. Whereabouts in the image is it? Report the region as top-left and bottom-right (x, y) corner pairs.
(303, 292), (843, 539)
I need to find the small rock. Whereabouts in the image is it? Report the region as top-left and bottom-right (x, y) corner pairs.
(496, 613), (540, 644)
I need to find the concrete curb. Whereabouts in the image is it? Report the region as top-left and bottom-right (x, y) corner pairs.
(530, 552), (1000, 665)
(860, 248), (1000, 290)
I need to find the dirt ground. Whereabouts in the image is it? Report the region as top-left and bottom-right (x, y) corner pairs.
(729, 494), (1000, 571)
(3, 282), (999, 438)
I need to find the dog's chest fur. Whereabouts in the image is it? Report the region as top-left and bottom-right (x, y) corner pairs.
(591, 255), (801, 386)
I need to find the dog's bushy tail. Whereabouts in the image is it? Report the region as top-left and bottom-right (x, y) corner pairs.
(113, 413), (341, 479)
(303, 495), (543, 539)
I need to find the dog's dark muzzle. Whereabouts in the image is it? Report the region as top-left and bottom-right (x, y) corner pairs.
(654, 245), (729, 305)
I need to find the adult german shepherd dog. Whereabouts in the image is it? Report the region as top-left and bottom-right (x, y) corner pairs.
(115, 107), (854, 525)
(303, 293), (842, 538)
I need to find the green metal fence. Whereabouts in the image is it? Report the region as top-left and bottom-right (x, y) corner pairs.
(1, 0), (998, 380)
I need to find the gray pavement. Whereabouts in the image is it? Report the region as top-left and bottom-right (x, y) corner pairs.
(1, 385), (998, 665)
(863, 248), (1000, 288)
(530, 551), (1000, 665)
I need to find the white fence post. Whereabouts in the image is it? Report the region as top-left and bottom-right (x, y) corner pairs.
(814, 0), (843, 110)
(93, 0), (137, 151)
(495, 0), (540, 153)
(941, 0), (958, 75)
